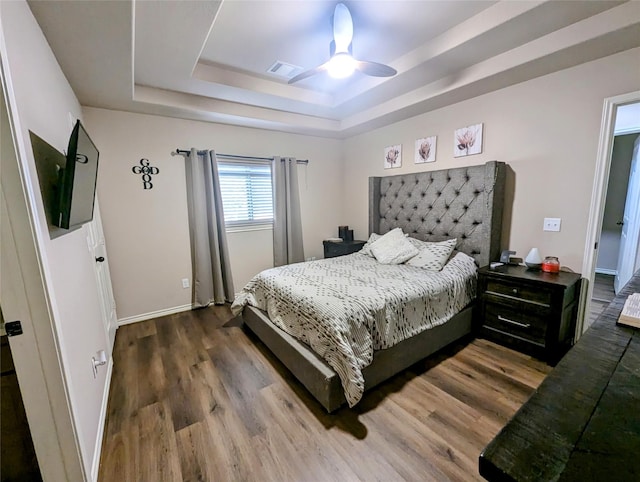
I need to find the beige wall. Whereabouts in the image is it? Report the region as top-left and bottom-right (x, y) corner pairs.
(81, 108), (344, 320)
(343, 48), (640, 273)
(84, 47), (639, 321)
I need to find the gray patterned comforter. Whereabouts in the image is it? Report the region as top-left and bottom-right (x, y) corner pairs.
(231, 252), (477, 406)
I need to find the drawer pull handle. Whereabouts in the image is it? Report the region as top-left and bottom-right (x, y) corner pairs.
(512, 288), (518, 294)
(498, 315), (530, 328)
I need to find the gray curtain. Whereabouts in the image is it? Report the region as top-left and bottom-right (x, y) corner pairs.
(184, 149), (234, 307)
(272, 156), (305, 266)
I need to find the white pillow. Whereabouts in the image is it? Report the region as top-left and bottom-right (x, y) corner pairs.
(361, 231), (413, 256)
(405, 238), (457, 271)
(359, 232), (382, 257)
(370, 228), (419, 264)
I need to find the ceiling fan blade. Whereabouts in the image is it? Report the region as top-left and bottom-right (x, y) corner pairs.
(333, 3), (353, 52)
(355, 60), (397, 77)
(287, 63), (329, 84)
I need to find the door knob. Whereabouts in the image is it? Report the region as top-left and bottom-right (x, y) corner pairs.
(95, 256), (105, 263)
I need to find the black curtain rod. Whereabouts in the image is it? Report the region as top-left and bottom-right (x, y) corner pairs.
(173, 149), (308, 164)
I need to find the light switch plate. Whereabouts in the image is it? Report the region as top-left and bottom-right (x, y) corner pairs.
(543, 217), (561, 232)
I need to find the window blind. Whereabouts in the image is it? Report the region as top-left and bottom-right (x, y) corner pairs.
(218, 161), (273, 227)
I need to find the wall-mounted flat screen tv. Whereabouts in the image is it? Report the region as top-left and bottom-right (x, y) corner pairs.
(55, 120), (99, 230)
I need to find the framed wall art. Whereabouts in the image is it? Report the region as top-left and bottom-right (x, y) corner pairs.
(454, 123), (483, 157)
(415, 136), (436, 163)
(384, 144), (402, 169)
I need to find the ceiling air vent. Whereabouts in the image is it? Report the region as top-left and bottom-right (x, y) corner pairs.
(267, 61), (303, 79)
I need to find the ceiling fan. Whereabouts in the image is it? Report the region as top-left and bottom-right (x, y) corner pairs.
(288, 3), (397, 84)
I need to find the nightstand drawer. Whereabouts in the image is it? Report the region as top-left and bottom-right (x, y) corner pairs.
(483, 302), (547, 346)
(486, 279), (551, 306)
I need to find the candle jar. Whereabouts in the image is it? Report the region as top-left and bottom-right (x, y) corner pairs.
(542, 256), (560, 273)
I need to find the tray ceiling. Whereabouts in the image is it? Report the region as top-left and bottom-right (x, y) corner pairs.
(28, 0), (640, 138)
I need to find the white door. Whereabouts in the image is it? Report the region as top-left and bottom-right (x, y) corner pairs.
(615, 134), (640, 293)
(1, 83), (84, 480)
(86, 200), (118, 351)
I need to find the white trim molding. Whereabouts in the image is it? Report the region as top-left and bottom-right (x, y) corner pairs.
(117, 303), (192, 326)
(614, 127), (640, 136)
(90, 357), (113, 482)
(594, 268), (617, 276)
(581, 90), (640, 337)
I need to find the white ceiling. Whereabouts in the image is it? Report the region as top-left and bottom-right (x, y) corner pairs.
(28, 0), (640, 138)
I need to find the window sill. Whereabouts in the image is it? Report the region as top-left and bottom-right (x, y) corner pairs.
(226, 224), (273, 234)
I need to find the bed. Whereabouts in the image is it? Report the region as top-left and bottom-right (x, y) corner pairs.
(234, 161), (506, 412)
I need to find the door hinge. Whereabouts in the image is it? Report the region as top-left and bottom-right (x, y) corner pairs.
(594, 241), (598, 250)
(5, 320), (23, 337)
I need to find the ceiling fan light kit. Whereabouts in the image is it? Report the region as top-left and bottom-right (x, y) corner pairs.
(288, 2), (397, 84)
(327, 52), (356, 79)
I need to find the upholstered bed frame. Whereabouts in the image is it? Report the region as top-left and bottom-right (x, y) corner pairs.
(242, 161), (506, 412)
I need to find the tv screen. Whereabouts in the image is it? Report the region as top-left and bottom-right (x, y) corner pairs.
(56, 120), (99, 230)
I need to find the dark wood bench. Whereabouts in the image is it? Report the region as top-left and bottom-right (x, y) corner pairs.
(479, 271), (640, 481)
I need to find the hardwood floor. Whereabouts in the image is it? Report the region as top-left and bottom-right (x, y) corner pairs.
(588, 273), (616, 326)
(98, 306), (551, 482)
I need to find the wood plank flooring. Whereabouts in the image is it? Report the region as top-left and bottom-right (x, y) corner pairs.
(588, 273), (616, 326)
(98, 306), (551, 482)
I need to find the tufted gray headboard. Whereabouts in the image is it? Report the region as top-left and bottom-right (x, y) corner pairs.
(369, 161), (506, 267)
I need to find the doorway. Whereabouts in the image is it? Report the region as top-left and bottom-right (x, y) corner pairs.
(582, 92), (640, 334)
(595, 132), (639, 281)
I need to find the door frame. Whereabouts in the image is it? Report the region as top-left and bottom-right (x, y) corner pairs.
(580, 90), (640, 335)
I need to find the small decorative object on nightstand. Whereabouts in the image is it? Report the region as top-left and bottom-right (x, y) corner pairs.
(323, 239), (366, 258)
(476, 264), (581, 363)
(524, 247), (542, 269)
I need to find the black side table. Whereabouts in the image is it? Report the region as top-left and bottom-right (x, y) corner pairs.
(476, 264), (582, 363)
(323, 240), (366, 258)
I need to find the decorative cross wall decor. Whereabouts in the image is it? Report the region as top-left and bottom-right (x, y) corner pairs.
(132, 158), (159, 189)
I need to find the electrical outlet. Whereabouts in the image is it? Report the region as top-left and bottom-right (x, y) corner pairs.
(543, 217), (561, 232)
(182, 278), (190, 289)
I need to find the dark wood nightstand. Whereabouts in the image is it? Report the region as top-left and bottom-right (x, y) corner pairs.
(476, 265), (582, 363)
(323, 240), (366, 258)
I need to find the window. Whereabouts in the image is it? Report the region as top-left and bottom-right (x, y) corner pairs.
(218, 161), (273, 228)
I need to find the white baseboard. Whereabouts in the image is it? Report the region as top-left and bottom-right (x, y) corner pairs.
(91, 357), (113, 482)
(117, 303), (192, 326)
(595, 268), (617, 276)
